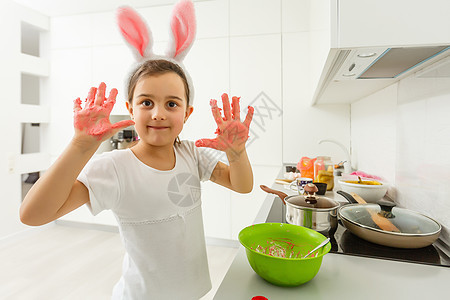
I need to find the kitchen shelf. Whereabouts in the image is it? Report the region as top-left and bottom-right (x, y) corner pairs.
(18, 104), (50, 123)
(20, 53), (49, 77)
(18, 5), (49, 32)
(15, 153), (51, 175)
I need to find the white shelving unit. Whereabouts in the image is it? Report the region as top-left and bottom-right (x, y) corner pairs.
(0, 1), (50, 237)
(18, 4), (51, 182)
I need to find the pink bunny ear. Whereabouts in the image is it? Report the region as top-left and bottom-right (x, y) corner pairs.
(117, 6), (152, 59)
(167, 0), (196, 61)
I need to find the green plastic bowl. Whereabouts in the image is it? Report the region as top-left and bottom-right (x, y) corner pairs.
(238, 223), (331, 286)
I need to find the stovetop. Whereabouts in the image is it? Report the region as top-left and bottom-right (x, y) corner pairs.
(265, 194), (450, 268)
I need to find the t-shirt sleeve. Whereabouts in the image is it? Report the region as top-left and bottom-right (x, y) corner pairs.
(189, 141), (221, 182)
(77, 154), (121, 215)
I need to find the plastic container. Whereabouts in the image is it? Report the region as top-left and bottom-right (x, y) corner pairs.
(297, 157), (316, 179)
(314, 156), (334, 191)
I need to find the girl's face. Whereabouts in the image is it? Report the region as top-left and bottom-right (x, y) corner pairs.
(127, 72), (193, 147)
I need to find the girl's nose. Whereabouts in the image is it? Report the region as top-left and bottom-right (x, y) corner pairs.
(151, 105), (166, 120)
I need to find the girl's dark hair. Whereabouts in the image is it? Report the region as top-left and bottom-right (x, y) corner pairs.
(127, 59), (190, 106)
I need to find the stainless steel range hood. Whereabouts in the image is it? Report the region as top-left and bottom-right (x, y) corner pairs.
(310, 0), (450, 105)
(338, 46), (449, 80)
(313, 45), (450, 105)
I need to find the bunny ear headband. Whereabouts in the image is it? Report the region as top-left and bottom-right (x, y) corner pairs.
(117, 0), (196, 104)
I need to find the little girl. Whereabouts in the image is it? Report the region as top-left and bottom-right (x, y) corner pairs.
(21, 1), (254, 297)
(20, 58), (254, 299)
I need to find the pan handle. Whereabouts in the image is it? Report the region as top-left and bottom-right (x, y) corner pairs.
(260, 185), (287, 205)
(336, 190), (358, 204)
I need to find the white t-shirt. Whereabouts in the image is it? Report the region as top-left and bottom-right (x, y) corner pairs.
(77, 140), (220, 300)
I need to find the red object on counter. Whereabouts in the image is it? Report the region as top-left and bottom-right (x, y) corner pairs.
(252, 296), (268, 300)
(296, 156), (316, 179)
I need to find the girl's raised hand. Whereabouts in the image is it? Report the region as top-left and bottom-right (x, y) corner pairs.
(73, 82), (135, 146)
(195, 93), (254, 155)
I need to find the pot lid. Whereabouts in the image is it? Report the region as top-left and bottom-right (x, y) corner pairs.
(339, 202), (441, 235)
(286, 195), (339, 210)
(286, 182), (340, 210)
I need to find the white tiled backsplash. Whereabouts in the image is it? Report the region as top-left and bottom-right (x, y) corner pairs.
(351, 69), (450, 245)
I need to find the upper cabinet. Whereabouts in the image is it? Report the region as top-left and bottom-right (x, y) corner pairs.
(311, 0), (450, 105)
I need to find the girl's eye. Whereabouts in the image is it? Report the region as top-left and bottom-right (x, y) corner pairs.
(168, 101), (178, 108)
(142, 100), (152, 107)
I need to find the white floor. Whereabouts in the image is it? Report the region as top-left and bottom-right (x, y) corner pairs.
(0, 223), (238, 300)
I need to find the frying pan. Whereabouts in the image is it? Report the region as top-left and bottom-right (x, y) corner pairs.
(337, 191), (442, 248)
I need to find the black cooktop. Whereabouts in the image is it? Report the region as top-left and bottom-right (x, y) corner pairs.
(265, 193), (450, 268)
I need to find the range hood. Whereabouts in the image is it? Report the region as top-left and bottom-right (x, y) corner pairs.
(311, 0), (450, 105)
(313, 45), (450, 105)
(335, 46), (450, 80)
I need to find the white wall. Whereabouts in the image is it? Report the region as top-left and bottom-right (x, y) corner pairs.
(282, 0), (350, 166)
(351, 66), (450, 244)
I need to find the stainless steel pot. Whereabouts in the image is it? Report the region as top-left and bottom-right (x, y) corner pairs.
(260, 185), (341, 233)
(337, 191), (442, 248)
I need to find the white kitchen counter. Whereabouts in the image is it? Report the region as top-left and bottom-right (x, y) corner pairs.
(214, 247), (450, 300)
(214, 168), (450, 300)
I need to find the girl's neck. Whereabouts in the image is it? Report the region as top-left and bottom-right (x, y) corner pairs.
(130, 141), (176, 171)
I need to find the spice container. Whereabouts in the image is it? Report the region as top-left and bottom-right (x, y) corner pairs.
(314, 156), (334, 191)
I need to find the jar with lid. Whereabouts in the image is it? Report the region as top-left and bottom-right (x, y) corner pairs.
(314, 156), (334, 191)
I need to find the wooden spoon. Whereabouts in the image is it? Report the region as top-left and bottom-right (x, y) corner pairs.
(350, 192), (400, 233)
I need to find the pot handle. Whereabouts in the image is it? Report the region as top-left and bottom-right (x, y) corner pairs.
(336, 190), (358, 204)
(260, 185), (287, 205)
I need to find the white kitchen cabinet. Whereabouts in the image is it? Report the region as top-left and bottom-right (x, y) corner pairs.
(338, 0), (450, 48)
(311, 0), (450, 51)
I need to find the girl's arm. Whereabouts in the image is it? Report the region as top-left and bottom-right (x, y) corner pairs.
(209, 151), (253, 193)
(20, 83), (134, 226)
(195, 94), (254, 193)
